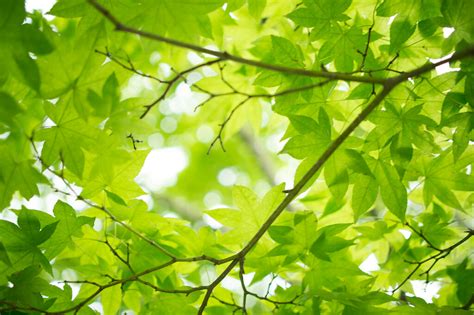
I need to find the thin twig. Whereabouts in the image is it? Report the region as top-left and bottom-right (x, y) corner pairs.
(140, 58), (221, 118)
(96, 48), (168, 83)
(207, 96), (250, 154)
(392, 230), (473, 293)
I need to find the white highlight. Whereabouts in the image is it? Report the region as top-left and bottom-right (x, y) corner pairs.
(399, 229), (412, 239)
(160, 116), (177, 133)
(411, 280), (441, 303)
(217, 167), (238, 186)
(442, 27), (455, 38)
(148, 133), (164, 149)
(203, 191), (222, 208)
(196, 125), (214, 143)
(359, 253), (380, 273)
(25, 0), (56, 20)
(203, 213), (223, 229)
(136, 147), (188, 191)
(430, 53), (460, 74)
(149, 52), (161, 65)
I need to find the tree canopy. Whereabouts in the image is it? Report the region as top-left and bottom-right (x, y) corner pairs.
(0, 0), (473, 314)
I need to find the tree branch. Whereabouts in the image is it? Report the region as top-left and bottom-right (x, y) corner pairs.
(88, 0), (387, 84)
(195, 47), (474, 312)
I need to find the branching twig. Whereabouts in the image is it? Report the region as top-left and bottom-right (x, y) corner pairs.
(207, 96), (250, 154)
(139, 58), (221, 118)
(102, 47), (334, 152)
(98, 47), (222, 119)
(102, 236), (135, 273)
(405, 222), (442, 251)
(96, 48), (168, 83)
(237, 259), (299, 311)
(192, 66), (333, 152)
(126, 133), (142, 150)
(392, 230), (473, 293)
(211, 295), (243, 314)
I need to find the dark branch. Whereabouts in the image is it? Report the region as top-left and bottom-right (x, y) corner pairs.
(88, 0), (388, 84)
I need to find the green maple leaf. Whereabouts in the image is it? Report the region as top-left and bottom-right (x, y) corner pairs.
(0, 209), (57, 275)
(389, 18), (416, 53)
(309, 224), (354, 261)
(282, 113), (331, 159)
(447, 259), (474, 305)
(441, 0), (474, 43)
(421, 150), (473, 209)
(5, 265), (51, 309)
(252, 35), (306, 86)
(287, 0), (351, 40)
(367, 156), (407, 221)
(37, 21), (112, 118)
(268, 211), (319, 263)
(351, 174), (378, 219)
(270, 35), (305, 68)
(324, 152), (350, 200)
(81, 148), (148, 200)
(206, 184), (285, 244)
(318, 25), (367, 72)
(35, 96), (98, 178)
(42, 200), (95, 258)
(365, 104), (438, 153)
(87, 73), (121, 118)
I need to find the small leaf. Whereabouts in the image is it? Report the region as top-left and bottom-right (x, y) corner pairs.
(352, 174), (378, 220)
(36, 221), (59, 245)
(389, 18), (416, 53)
(268, 226), (293, 244)
(324, 154), (349, 199)
(310, 232), (354, 261)
(348, 83), (373, 100)
(289, 115), (320, 134)
(18, 208), (41, 239)
(0, 92), (23, 126)
(14, 53), (41, 91)
(101, 285), (122, 315)
(0, 241), (12, 266)
(372, 159), (407, 220)
(452, 113), (472, 160)
(271, 35), (305, 67)
(105, 189), (128, 206)
(345, 149), (373, 176)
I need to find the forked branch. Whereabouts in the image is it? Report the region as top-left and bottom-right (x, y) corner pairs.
(393, 229), (473, 293)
